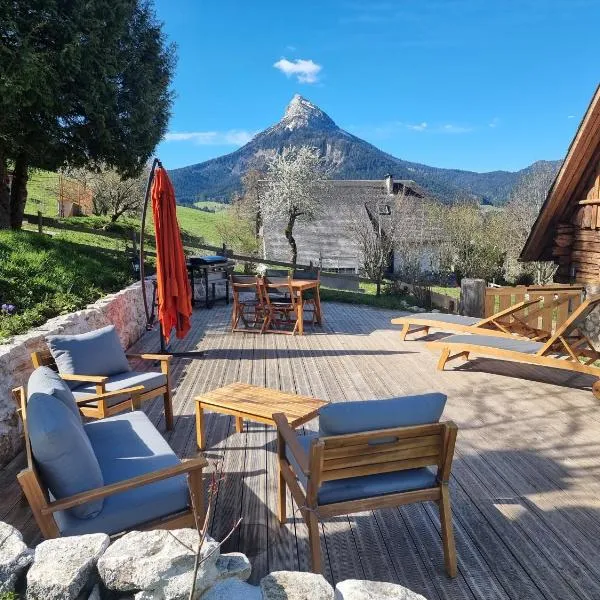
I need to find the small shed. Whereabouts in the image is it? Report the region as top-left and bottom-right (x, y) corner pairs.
(520, 85), (600, 285)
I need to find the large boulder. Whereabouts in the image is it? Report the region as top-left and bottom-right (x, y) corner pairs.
(98, 529), (250, 600)
(200, 579), (262, 600)
(0, 521), (33, 593)
(334, 579), (427, 600)
(260, 571), (334, 600)
(26, 533), (110, 600)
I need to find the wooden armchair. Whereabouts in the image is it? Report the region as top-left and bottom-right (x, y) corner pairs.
(274, 412), (458, 577)
(12, 386), (206, 540)
(31, 348), (173, 430)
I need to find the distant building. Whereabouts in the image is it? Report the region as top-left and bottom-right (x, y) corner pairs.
(260, 175), (440, 274)
(520, 85), (600, 286)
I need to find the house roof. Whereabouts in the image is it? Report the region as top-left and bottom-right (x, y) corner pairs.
(520, 84), (600, 261)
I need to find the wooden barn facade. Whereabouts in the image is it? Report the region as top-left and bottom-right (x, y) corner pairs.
(521, 85), (600, 285)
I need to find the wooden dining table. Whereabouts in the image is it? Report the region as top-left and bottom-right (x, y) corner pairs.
(268, 277), (322, 335)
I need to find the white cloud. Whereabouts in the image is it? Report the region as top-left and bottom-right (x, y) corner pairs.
(407, 122), (428, 131)
(163, 130), (256, 146)
(286, 45), (297, 51)
(273, 58), (322, 84)
(441, 124), (472, 133)
(567, 115), (575, 119)
(489, 117), (500, 128)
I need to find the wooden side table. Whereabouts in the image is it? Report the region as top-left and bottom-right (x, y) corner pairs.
(194, 382), (327, 449)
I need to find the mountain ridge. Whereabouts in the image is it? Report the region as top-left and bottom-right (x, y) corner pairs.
(169, 95), (561, 206)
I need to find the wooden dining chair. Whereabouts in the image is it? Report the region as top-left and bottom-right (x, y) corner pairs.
(259, 276), (300, 334)
(293, 267), (321, 325)
(230, 274), (265, 333)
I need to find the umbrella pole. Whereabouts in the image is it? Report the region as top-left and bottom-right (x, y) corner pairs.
(139, 157), (203, 359)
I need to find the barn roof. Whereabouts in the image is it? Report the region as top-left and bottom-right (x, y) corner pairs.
(520, 84), (600, 261)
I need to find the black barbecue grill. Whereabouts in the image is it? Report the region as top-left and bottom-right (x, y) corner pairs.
(186, 256), (235, 308)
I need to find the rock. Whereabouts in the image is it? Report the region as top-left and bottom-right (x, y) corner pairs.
(431, 309), (441, 313)
(98, 529), (223, 600)
(200, 579), (262, 600)
(261, 571), (334, 600)
(0, 521), (33, 593)
(26, 533), (110, 600)
(334, 579), (427, 600)
(215, 553), (251, 582)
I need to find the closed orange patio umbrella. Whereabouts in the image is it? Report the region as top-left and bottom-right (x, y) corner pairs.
(140, 159), (200, 357)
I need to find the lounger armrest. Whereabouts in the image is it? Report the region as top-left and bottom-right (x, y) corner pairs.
(60, 373), (109, 384)
(273, 412), (310, 476)
(126, 353), (173, 362)
(74, 385), (146, 406)
(40, 456), (208, 515)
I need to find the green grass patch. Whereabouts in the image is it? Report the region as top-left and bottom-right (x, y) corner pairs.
(431, 285), (460, 299)
(320, 286), (420, 311)
(25, 170), (60, 217)
(175, 205), (225, 245)
(0, 230), (133, 340)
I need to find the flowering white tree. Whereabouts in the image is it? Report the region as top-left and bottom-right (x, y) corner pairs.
(261, 145), (329, 265)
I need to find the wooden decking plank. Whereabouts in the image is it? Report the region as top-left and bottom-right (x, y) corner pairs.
(452, 458), (588, 600)
(241, 328), (269, 583)
(455, 450), (600, 598)
(343, 308), (532, 598)
(206, 322), (247, 551)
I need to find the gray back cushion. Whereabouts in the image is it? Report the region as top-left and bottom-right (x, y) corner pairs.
(27, 392), (104, 519)
(46, 325), (130, 389)
(27, 366), (81, 421)
(319, 393), (447, 436)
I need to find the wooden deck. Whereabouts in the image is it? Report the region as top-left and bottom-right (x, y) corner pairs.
(3, 301), (600, 599)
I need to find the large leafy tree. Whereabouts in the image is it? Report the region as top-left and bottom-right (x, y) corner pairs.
(0, 0), (175, 229)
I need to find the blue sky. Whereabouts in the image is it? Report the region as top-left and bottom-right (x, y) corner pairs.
(153, 0), (599, 173)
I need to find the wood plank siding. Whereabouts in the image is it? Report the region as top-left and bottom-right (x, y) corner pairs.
(521, 85), (600, 285)
(3, 302), (600, 599)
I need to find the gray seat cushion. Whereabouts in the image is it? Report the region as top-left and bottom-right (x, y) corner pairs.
(72, 370), (167, 408)
(318, 393), (447, 436)
(287, 434), (437, 505)
(27, 366), (81, 421)
(27, 393), (104, 519)
(440, 334), (544, 354)
(46, 325), (131, 389)
(54, 411), (189, 536)
(406, 313), (480, 327)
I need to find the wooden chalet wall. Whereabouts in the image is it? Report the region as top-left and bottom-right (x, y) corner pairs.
(552, 156), (600, 284)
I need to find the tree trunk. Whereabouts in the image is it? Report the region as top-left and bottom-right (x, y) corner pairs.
(0, 148), (11, 229)
(376, 279), (381, 296)
(9, 152), (28, 230)
(284, 212), (298, 266)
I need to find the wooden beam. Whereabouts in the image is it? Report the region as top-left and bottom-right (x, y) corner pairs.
(577, 198), (600, 205)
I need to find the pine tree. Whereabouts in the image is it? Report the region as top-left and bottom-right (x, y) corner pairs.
(0, 0), (175, 229)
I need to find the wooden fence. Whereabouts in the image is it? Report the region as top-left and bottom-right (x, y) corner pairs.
(484, 284), (586, 333)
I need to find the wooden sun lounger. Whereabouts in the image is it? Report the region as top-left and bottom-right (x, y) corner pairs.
(427, 295), (600, 389)
(392, 297), (548, 341)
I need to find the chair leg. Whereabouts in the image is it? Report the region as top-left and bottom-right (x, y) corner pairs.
(437, 348), (450, 371)
(439, 485), (457, 577)
(307, 512), (322, 573)
(278, 465), (287, 524)
(400, 323), (411, 341)
(188, 468), (206, 530)
(163, 389), (174, 431)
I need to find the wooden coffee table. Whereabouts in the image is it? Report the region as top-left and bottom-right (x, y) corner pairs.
(194, 382), (327, 449)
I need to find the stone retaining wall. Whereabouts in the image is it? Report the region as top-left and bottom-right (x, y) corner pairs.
(0, 521), (426, 599)
(0, 280), (151, 467)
